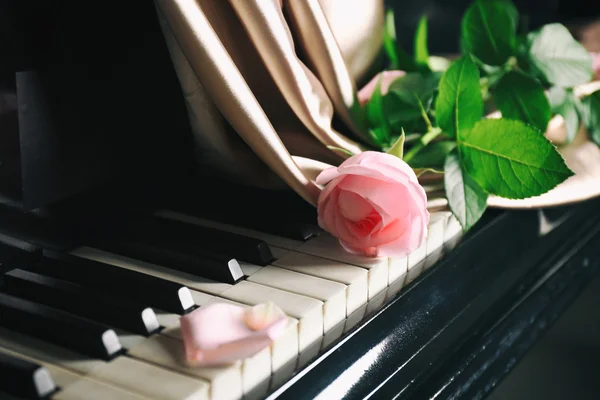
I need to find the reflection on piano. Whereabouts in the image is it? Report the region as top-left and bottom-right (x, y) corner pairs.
(0, 178), (599, 400)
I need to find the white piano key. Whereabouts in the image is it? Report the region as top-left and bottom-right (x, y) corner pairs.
(246, 266), (346, 332)
(155, 310), (273, 397)
(293, 234), (389, 299)
(297, 338), (322, 368)
(0, 329), (212, 400)
(365, 288), (388, 315)
(115, 331), (146, 351)
(344, 304), (367, 334)
(321, 319), (345, 350)
(424, 212), (449, 269)
(53, 377), (147, 400)
(240, 348), (271, 399)
(407, 240), (427, 271)
(429, 212), (451, 253)
(444, 214), (463, 251)
(128, 335), (243, 400)
(266, 318), (299, 374)
(271, 251), (368, 316)
(385, 273), (407, 301)
(155, 210), (305, 250)
(157, 312), (183, 339)
(219, 281), (323, 353)
(388, 256), (408, 285)
(405, 262), (424, 285)
(71, 247), (232, 296)
(89, 356), (210, 400)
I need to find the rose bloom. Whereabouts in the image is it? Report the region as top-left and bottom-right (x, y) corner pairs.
(316, 151), (429, 257)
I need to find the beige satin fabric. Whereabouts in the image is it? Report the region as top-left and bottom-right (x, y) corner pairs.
(284, 0), (371, 141)
(227, 0), (366, 154)
(155, 0), (383, 205)
(155, 0), (324, 205)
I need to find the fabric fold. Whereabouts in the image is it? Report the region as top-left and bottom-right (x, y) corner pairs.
(227, 0), (365, 157)
(155, 0), (321, 206)
(283, 0), (369, 142)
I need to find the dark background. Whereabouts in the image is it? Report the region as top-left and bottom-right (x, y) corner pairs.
(387, 0), (600, 54)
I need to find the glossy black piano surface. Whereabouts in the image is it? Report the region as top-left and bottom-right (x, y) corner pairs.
(0, 177), (598, 399)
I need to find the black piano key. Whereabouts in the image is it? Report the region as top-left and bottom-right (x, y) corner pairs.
(0, 204), (77, 251)
(30, 250), (194, 314)
(170, 203), (321, 242)
(134, 214), (274, 266)
(2, 269), (160, 336)
(160, 178), (322, 242)
(87, 236), (244, 284)
(0, 233), (40, 265)
(0, 352), (56, 399)
(0, 292), (122, 361)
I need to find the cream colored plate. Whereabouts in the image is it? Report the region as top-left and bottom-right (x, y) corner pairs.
(487, 81), (600, 208)
(488, 127), (600, 209)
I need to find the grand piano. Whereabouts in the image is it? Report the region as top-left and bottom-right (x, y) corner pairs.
(1, 1), (599, 399)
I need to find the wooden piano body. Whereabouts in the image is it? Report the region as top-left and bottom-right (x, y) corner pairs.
(1, 2), (600, 400)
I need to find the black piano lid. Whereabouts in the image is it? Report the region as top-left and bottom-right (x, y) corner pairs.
(269, 198), (600, 400)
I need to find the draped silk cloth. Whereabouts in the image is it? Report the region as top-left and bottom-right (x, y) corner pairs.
(154, 0), (384, 206)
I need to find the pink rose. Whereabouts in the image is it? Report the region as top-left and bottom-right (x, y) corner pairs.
(592, 52), (600, 80)
(180, 302), (287, 367)
(316, 151), (429, 257)
(357, 70), (406, 105)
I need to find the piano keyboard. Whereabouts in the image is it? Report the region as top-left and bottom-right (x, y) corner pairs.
(0, 207), (463, 400)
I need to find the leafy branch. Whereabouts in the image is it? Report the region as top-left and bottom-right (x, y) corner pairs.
(361, 0), (600, 232)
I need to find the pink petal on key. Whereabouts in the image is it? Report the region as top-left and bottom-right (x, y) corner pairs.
(180, 302), (288, 367)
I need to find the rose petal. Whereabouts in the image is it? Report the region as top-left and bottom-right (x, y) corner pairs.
(244, 302), (287, 331)
(180, 302), (287, 367)
(315, 166), (341, 185)
(592, 52), (600, 80)
(337, 176), (412, 218)
(339, 239), (379, 257)
(357, 70), (406, 105)
(376, 213), (428, 257)
(337, 190), (375, 221)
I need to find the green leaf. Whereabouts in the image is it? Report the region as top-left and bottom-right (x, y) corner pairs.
(547, 87), (580, 143)
(384, 72), (441, 127)
(435, 56), (483, 139)
(383, 9), (420, 72)
(365, 77), (392, 146)
(326, 146), (356, 157)
(501, 0), (519, 31)
(461, 0), (517, 66)
(581, 90), (600, 145)
(383, 10), (400, 69)
(414, 15), (430, 67)
(444, 150), (488, 231)
(459, 119), (574, 199)
(527, 23), (593, 87)
(408, 141), (456, 170)
(386, 129), (406, 159)
(494, 71), (551, 131)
